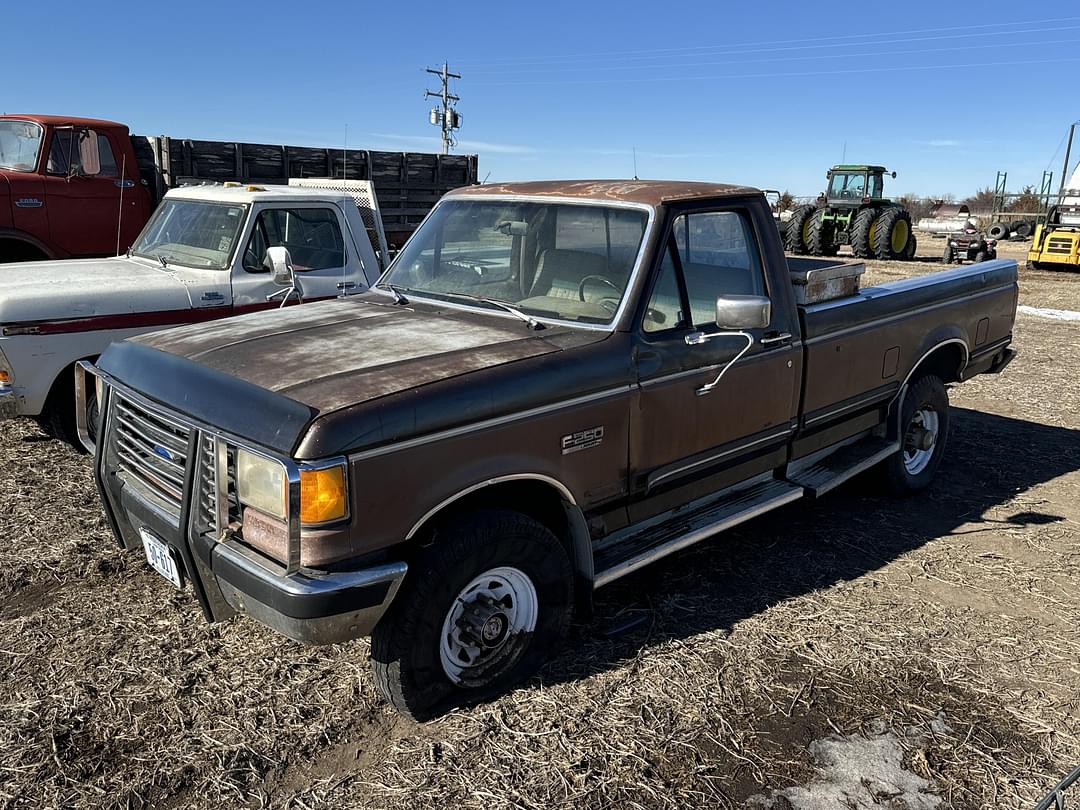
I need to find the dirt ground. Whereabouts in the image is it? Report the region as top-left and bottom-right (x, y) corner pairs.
(1, 240), (1078, 809)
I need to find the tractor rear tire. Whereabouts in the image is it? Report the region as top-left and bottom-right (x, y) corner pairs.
(903, 233), (917, 261)
(784, 205), (815, 254)
(805, 208), (839, 256)
(850, 208), (877, 258)
(872, 208), (913, 261)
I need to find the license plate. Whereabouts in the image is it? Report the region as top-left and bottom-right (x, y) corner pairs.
(140, 528), (183, 588)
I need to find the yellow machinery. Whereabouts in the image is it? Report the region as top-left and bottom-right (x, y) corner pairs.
(1028, 204), (1080, 270)
(1029, 129), (1080, 271)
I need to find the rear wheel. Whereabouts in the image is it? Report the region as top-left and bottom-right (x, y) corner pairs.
(903, 233), (917, 261)
(805, 208), (839, 256)
(872, 208), (913, 260)
(882, 375), (950, 496)
(784, 205), (816, 254)
(370, 509), (574, 721)
(850, 208), (877, 258)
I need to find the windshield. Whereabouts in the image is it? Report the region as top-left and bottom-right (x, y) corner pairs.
(132, 199), (247, 270)
(828, 172), (868, 199)
(0, 120), (44, 172)
(381, 199), (649, 325)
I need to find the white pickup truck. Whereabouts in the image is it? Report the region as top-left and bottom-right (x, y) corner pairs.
(0, 183), (382, 443)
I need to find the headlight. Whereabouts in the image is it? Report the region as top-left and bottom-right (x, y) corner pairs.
(300, 463), (348, 525)
(236, 449), (287, 520)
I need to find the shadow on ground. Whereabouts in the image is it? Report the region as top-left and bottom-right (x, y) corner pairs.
(540, 406), (1080, 686)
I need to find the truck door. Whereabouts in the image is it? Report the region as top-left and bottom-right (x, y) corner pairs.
(231, 204), (360, 313)
(41, 127), (127, 257)
(629, 206), (802, 522)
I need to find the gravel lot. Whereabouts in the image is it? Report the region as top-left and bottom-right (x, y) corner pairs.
(1, 238), (1078, 809)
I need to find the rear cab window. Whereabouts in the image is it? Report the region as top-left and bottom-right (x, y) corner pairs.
(46, 128), (118, 177)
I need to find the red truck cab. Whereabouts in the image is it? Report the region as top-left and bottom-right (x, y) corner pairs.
(0, 115), (152, 261)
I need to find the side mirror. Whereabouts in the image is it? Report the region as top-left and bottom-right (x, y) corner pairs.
(264, 246), (294, 285)
(891, 171), (897, 178)
(715, 295), (771, 330)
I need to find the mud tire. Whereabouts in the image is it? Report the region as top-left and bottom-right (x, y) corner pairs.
(872, 208), (914, 260)
(784, 205), (816, 254)
(850, 208), (878, 258)
(805, 208), (839, 256)
(370, 509), (574, 721)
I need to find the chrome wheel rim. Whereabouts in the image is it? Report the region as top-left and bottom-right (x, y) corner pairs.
(903, 408), (939, 475)
(439, 566), (538, 685)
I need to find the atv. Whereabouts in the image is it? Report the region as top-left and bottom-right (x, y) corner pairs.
(942, 225), (997, 264)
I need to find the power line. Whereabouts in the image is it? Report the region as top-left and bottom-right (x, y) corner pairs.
(425, 62), (461, 155)
(453, 15), (1080, 68)
(463, 35), (1080, 78)
(473, 55), (1080, 88)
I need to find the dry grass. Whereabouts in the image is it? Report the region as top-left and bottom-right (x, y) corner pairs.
(0, 263), (1078, 809)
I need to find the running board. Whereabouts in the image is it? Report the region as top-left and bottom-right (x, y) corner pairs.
(786, 436), (899, 498)
(593, 478), (804, 588)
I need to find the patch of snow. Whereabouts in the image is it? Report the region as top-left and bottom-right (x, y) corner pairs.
(750, 721), (944, 810)
(1017, 305), (1080, 322)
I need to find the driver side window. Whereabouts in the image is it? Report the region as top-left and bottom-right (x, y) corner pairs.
(243, 207), (345, 273)
(644, 210), (767, 333)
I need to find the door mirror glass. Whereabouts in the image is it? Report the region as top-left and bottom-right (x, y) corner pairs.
(715, 294), (770, 330)
(264, 246), (294, 285)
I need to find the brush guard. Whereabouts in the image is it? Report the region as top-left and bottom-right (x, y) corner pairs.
(1035, 766), (1080, 810)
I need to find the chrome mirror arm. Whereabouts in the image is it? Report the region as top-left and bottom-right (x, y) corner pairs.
(685, 331), (755, 396)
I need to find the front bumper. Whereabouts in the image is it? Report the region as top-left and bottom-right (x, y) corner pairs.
(89, 370), (408, 645)
(196, 534), (407, 644)
(0, 387), (17, 419)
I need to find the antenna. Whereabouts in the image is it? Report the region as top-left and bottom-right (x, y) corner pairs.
(425, 62), (462, 155)
(841, 141), (847, 163)
(116, 153), (127, 256)
(632, 146), (639, 180)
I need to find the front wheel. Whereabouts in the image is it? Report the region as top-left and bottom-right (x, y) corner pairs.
(370, 509), (574, 720)
(882, 375), (950, 496)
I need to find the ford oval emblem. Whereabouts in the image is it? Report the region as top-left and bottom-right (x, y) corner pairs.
(153, 445), (175, 462)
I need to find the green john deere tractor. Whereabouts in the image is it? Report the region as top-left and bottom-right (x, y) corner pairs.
(785, 165), (915, 260)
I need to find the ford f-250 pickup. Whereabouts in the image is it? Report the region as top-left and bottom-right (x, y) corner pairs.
(0, 183), (381, 444)
(81, 180), (1018, 720)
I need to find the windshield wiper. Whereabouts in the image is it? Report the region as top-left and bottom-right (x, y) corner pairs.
(378, 283), (409, 304)
(156, 254), (169, 269)
(426, 290), (544, 330)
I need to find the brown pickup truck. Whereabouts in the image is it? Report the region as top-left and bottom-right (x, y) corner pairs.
(82, 180), (1018, 719)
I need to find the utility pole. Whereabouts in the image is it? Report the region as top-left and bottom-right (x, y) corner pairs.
(1058, 121), (1077, 202)
(425, 62), (461, 155)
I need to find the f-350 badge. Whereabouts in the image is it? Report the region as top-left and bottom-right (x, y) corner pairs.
(561, 426), (604, 455)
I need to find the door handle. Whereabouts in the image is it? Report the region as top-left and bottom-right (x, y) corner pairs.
(760, 331), (792, 347)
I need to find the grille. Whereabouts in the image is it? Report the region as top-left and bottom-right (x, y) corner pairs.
(1047, 237), (1074, 255)
(196, 435), (239, 535)
(113, 395), (191, 517)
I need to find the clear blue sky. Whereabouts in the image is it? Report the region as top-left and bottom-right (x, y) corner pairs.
(5, 0), (1078, 198)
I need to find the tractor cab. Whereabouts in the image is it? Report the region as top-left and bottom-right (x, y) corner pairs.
(825, 165), (895, 207)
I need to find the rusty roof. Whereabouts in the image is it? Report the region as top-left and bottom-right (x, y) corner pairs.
(446, 179), (759, 206)
(0, 113), (129, 132)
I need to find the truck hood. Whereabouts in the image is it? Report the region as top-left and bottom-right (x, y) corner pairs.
(99, 295), (614, 455)
(130, 296), (572, 413)
(0, 257), (196, 327)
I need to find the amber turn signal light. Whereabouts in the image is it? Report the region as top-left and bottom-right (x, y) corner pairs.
(300, 465), (347, 525)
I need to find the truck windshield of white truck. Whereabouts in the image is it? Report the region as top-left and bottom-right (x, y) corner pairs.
(132, 199), (247, 270)
(0, 120), (43, 172)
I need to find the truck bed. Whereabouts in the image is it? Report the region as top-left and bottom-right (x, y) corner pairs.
(797, 259), (1018, 425)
